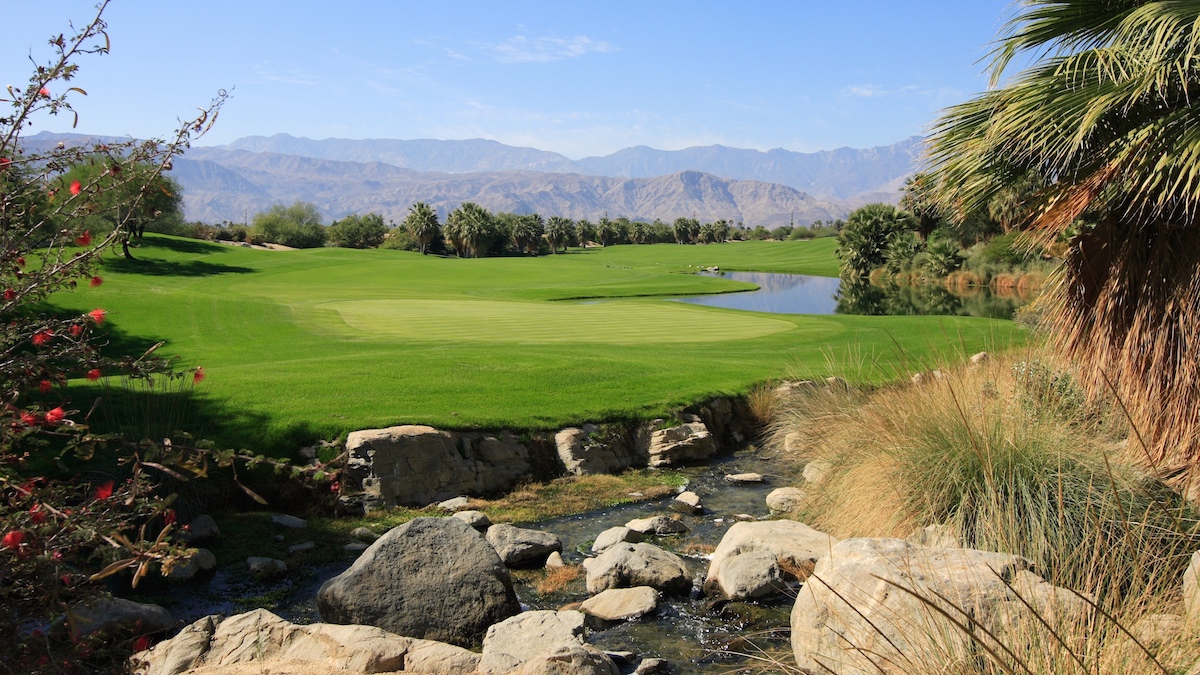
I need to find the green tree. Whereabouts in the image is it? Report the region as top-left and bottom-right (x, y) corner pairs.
(58, 161), (183, 259)
(835, 203), (916, 279)
(672, 217), (700, 244)
(629, 221), (649, 244)
(327, 212), (387, 249)
(545, 216), (573, 253)
(899, 172), (943, 241)
(447, 202), (495, 258)
(597, 217), (624, 246)
(575, 219), (596, 247)
(404, 202), (440, 254)
(250, 201), (326, 248)
(511, 213), (544, 255)
(929, 0), (1200, 469)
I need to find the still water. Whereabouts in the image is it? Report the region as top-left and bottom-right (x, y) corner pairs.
(675, 271), (1031, 320)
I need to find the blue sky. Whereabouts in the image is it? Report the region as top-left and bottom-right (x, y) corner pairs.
(6, 1), (1013, 158)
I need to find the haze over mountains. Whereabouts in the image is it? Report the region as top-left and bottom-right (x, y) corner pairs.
(26, 132), (926, 227)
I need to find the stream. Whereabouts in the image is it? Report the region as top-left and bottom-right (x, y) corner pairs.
(152, 448), (793, 674)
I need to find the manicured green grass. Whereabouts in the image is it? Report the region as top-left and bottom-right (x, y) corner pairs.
(47, 236), (1024, 454)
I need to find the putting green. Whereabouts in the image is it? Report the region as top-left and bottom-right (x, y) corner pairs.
(323, 298), (798, 344)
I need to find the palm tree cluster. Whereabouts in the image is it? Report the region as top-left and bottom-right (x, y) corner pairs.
(928, 0), (1200, 477)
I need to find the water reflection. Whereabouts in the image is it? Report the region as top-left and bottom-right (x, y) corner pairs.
(673, 271), (1033, 319)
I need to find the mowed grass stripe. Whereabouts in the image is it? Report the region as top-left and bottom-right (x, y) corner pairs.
(323, 299), (797, 343)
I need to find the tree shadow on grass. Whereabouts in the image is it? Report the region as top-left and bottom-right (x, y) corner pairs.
(102, 256), (255, 277)
(138, 236), (227, 256)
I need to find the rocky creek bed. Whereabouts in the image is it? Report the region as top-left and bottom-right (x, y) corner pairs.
(144, 449), (792, 674)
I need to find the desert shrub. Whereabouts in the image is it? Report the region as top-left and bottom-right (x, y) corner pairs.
(380, 227), (420, 251)
(327, 212), (387, 249)
(249, 201), (327, 248)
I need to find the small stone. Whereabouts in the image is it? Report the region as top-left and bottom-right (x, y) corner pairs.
(713, 518), (725, 524)
(783, 432), (803, 453)
(911, 372), (927, 385)
(453, 510), (492, 532)
(438, 496), (470, 511)
(802, 460), (831, 485)
(181, 514), (220, 542)
(765, 487), (807, 513)
(970, 351), (990, 366)
(288, 540), (316, 554)
(606, 650), (637, 664)
(343, 542), (368, 552)
(580, 586), (660, 622)
(270, 514), (307, 529)
(592, 526), (643, 553)
(545, 551), (565, 569)
(246, 557), (287, 575)
(350, 527), (379, 542)
(627, 492), (644, 498)
(636, 657), (671, 674)
(625, 516), (688, 536)
(724, 473), (764, 484)
(273, 535), (285, 542)
(166, 548), (217, 582)
(670, 491), (703, 515)
(931, 369), (946, 380)
(825, 376), (850, 389)
(733, 514), (755, 522)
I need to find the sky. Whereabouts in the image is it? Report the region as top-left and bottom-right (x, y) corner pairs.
(4, 1), (1015, 158)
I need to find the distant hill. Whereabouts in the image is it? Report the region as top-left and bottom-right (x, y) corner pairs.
(214, 133), (924, 203)
(175, 147), (850, 226)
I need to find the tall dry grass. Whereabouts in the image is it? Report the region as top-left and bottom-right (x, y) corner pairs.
(766, 348), (1200, 673)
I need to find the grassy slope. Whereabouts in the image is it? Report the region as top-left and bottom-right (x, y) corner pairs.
(49, 236), (1023, 453)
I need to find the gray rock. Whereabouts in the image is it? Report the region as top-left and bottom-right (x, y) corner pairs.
(487, 523), (564, 567)
(555, 425), (641, 476)
(288, 540), (316, 553)
(670, 491), (703, 515)
(783, 432), (803, 453)
(180, 514), (220, 542)
(592, 526), (643, 554)
(438, 496), (471, 511)
(246, 557), (287, 575)
(765, 487), (806, 513)
(270, 514), (307, 529)
(70, 596), (173, 636)
(911, 371), (928, 385)
(825, 376), (850, 389)
(625, 516), (688, 536)
(635, 657), (670, 675)
(705, 520), (837, 600)
(318, 517), (520, 647)
(802, 460), (831, 485)
(350, 526), (379, 542)
(343, 542), (369, 553)
(134, 609), (480, 675)
(724, 472), (764, 484)
(791, 538), (1089, 675)
(646, 422), (717, 468)
(479, 610), (599, 674)
(774, 381), (816, 398)
(906, 524), (962, 549)
(585, 543), (691, 595)
(166, 548), (217, 582)
(453, 510), (493, 531)
(546, 551), (566, 569)
(605, 651), (636, 664)
(580, 586), (660, 622)
(345, 425), (532, 506)
(514, 646), (620, 675)
(970, 351), (990, 366)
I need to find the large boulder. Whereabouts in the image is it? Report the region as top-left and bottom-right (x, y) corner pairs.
(479, 610), (615, 675)
(625, 515), (688, 536)
(555, 425), (641, 476)
(585, 543), (691, 595)
(705, 520), (836, 600)
(515, 646), (621, 675)
(791, 538), (1088, 675)
(486, 523), (563, 567)
(345, 425), (531, 506)
(580, 587), (660, 622)
(765, 487), (807, 513)
(591, 526), (642, 554)
(72, 596), (173, 636)
(134, 609), (479, 675)
(646, 422), (717, 467)
(317, 517), (520, 647)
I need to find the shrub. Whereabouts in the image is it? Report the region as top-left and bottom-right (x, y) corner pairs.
(327, 212), (387, 249)
(836, 204), (916, 279)
(921, 237), (965, 277)
(249, 201), (327, 248)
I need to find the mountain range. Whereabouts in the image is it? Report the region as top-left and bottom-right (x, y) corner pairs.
(25, 132), (926, 227)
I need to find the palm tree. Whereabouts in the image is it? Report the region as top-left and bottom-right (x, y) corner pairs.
(512, 213), (544, 255)
(928, 1), (1200, 475)
(404, 202), (440, 254)
(545, 216), (573, 253)
(574, 219), (596, 247)
(447, 202), (494, 258)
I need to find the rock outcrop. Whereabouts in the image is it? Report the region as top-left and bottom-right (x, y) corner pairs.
(646, 422), (717, 467)
(554, 425), (642, 476)
(791, 538), (1088, 675)
(705, 520), (836, 600)
(134, 609), (479, 675)
(317, 517), (520, 647)
(345, 425), (531, 506)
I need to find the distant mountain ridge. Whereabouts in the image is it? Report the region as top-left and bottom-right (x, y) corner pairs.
(219, 133), (925, 202)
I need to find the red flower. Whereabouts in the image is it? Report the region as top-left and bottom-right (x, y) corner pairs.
(85, 368), (101, 381)
(133, 635), (152, 652)
(330, 481), (340, 493)
(39, 87), (50, 98)
(38, 380), (51, 393)
(163, 509), (176, 525)
(69, 324), (84, 338)
(29, 504), (46, 525)
(93, 481), (114, 500)
(69, 180), (81, 196)
(19, 412), (39, 426)
(31, 330), (53, 346)
(88, 308), (106, 324)
(2, 531), (25, 549)
(89, 276), (103, 287)
(0, 157), (9, 170)
(193, 367), (205, 384)
(75, 230), (91, 245)
(44, 407), (65, 424)
(17, 257), (25, 267)
(3, 289), (12, 301)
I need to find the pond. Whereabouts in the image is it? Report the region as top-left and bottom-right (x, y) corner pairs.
(675, 271), (1034, 320)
